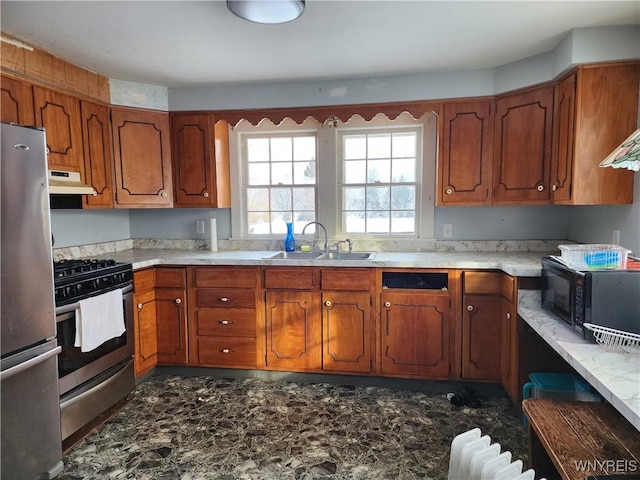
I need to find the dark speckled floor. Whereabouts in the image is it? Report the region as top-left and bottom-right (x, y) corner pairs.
(59, 375), (527, 479)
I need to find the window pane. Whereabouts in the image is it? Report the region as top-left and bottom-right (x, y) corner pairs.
(293, 136), (316, 161)
(271, 213), (291, 233)
(246, 188), (269, 211)
(366, 186), (390, 210)
(392, 132), (417, 158)
(271, 137), (292, 161)
(248, 162), (270, 185)
(247, 212), (271, 235)
(367, 133), (391, 159)
(392, 158), (416, 182)
(391, 211), (415, 234)
(271, 162), (292, 184)
(247, 138), (269, 162)
(367, 159), (391, 183)
(294, 161), (316, 184)
(270, 188), (292, 211)
(293, 212), (315, 232)
(391, 186), (415, 210)
(344, 135), (366, 160)
(344, 187), (365, 210)
(367, 214), (389, 234)
(344, 160), (366, 184)
(345, 211), (365, 233)
(293, 187), (315, 210)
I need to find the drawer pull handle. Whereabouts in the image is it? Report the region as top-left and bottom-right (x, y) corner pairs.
(384, 301), (391, 308)
(219, 348), (235, 354)
(137, 303), (143, 309)
(218, 320), (234, 325)
(218, 297), (232, 302)
(467, 305), (474, 312)
(175, 298), (182, 305)
(324, 300), (332, 307)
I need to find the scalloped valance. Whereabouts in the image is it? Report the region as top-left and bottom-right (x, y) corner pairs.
(211, 100), (441, 127)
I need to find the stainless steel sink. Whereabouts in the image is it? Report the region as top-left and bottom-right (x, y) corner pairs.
(317, 251), (374, 260)
(265, 251), (323, 260)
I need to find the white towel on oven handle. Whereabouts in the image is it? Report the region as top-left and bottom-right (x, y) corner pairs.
(74, 288), (125, 352)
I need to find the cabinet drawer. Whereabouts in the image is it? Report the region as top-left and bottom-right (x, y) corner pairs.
(464, 271), (515, 300)
(133, 268), (154, 293)
(155, 267), (186, 288)
(193, 267), (258, 288)
(196, 308), (256, 337)
(321, 268), (372, 291)
(195, 288), (256, 308)
(196, 337), (256, 367)
(264, 267), (316, 290)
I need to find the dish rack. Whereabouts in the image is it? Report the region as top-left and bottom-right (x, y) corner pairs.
(583, 323), (640, 353)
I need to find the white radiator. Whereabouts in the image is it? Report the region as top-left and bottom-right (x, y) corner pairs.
(448, 428), (545, 480)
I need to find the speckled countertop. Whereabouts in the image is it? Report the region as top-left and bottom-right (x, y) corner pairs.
(84, 249), (548, 277)
(518, 290), (640, 431)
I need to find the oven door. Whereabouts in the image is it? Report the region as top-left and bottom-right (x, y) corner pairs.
(56, 285), (134, 396)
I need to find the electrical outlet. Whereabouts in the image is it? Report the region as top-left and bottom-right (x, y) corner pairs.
(612, 229), (620, 245)
(196, 220), (205, 234)
(443, 223), (453, 239)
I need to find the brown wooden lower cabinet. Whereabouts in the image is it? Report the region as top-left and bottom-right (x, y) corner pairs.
(133, 289), (157, 376)
(461, 294), (501, 381)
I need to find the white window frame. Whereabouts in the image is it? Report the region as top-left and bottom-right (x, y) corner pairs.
(229, 113), (436, 241)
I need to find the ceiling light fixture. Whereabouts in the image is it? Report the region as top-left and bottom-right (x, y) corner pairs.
(599, 129), (640, 172)
(227, 0), (305, 24)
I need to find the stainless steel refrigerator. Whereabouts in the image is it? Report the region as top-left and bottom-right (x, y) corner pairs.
(1, 123), (64, 479)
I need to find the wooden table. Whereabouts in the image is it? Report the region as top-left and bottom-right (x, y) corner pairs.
(522, 399), (640, 480)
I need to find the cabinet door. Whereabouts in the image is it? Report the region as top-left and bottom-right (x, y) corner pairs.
(156, 288), (187, 365)
(265, 291), (321, 371)
(380, 292), (450, 379)
(493, 86), (554, 204)
(171, 113), (230, 207)
(33, 86), (84, 173)
(110, 107), (173, 207)
(438, 101), (493, 205)
(462, 294), (501, 381)
(133, 290), (158, 376)
(322, 291), (372, 374)
(551, 73), (576, 203)
(500, 298), (518, 402)
(1, 75), (34, 125)
(80, 101), (114, 208)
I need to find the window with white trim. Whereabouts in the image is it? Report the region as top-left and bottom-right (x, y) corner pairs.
(229, 113), (436, 241)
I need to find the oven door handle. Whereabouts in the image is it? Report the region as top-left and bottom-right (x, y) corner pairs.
(56, 284), (133, 316)
(0, 346), (61, 381)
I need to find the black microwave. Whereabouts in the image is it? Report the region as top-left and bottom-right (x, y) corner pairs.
(541, 256), (640, 341)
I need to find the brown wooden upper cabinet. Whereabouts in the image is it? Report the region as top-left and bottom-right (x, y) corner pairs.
(110, 107), (173, 208)
(32, 86), (85, 174)
(170, 113), (231, 208)
(493, 85), (555, 204)
(1, 74), (34, 125)
(552, 62), (639, 205)
(80, 101), (114, 208)
(438, 100), (494, 206)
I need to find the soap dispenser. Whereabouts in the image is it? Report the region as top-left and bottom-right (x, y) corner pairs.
(284, 222), (296, 252)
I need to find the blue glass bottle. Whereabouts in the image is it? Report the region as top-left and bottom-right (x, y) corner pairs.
(284, 222), (296, 252)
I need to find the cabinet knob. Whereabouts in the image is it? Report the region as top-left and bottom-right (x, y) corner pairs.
(467, 305), (474, 312)
(506, 312), (511, 319)
(218, 320), (234, 325)
(384, 301), (391, 308)
(160, 191), (168, 197)
(203, 192), (209, 198)
(175, 298), (182, 305)
(137, 303), (143, 309)
(552, 184), (557, 191)
(45, 147), (50, 154)
(445, 188), (453, 195)
(219, 348), (235, 354)
(324, 300), (332, 307)
(218, 297), (232, 302)
(92, 191), (98, 197)
(537, 185), (545, 192)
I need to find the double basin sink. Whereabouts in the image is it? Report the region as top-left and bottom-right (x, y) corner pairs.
(265, 251), (375, 261)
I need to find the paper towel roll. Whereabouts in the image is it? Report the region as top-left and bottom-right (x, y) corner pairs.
(210, 218), (218, 252)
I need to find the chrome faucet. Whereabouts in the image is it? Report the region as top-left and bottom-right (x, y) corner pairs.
(301, 221), (329, 252)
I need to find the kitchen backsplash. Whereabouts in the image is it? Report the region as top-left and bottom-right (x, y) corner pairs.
(52, 238), (565, 260)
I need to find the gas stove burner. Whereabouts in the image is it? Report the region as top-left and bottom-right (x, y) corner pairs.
(54, 259), (118, 278)
(53, 259), (133, 306)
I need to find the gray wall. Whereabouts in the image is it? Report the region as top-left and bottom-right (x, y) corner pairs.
(129, 208), (231, 240)
(50, 209), (131, 247)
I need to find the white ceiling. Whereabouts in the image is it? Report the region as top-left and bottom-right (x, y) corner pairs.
(1, 1), (639, 88)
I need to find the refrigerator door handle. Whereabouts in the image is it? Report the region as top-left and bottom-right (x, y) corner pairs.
(0, 346), (61, 381)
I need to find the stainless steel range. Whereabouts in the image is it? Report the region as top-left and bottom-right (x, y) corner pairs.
(54, 258), (135, 440)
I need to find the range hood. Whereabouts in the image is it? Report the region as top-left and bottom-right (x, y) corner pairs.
(48, 170), (96, 195)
